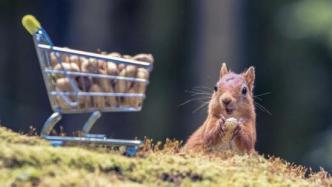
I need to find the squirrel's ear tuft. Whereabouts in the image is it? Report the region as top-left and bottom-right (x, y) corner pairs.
(244, 66), (255, 91)
(220, 63), (229, 78)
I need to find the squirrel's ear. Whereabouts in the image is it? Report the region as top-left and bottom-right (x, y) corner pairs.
(244, 66), (255, 91)
(220, 63), (229, 78)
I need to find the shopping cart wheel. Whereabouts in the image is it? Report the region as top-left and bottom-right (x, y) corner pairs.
(50, 140), (64, 147)
(125, 146), (138, 157)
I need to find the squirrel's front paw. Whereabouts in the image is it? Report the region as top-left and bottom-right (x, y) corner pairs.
(232, 124), (243, 140)
(217, 115), (226, 133)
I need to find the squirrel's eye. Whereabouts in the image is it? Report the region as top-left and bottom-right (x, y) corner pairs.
(214, 86), (218, 92)
(241, 86), (247, 95)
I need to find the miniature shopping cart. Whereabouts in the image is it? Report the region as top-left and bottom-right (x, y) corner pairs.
(22, 15), (153, 156)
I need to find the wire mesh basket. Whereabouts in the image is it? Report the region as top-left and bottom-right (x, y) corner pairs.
(22, 15), (154, 155)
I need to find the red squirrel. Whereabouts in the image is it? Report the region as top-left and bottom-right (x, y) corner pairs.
(183, 63), (256, 154)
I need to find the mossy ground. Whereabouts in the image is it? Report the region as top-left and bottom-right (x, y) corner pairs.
(0, 126), (331, 187)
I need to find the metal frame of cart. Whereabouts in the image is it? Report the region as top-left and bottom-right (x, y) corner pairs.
(22, 15), (153, 156)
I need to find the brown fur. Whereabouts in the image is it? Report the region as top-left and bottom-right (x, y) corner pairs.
(184, 63), (256, 154)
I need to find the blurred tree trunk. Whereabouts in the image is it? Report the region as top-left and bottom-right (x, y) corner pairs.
(188, 0), (244, 129)
(194, 0), (243, 85)
(68, 0), (112, 50)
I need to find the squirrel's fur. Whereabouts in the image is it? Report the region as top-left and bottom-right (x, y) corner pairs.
(184, 63), (256, 154)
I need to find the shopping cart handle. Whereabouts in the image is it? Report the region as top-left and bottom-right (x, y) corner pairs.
(22, 15), (41, 35)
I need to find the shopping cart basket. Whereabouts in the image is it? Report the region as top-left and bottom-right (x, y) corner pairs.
(22, 15), (154, 155)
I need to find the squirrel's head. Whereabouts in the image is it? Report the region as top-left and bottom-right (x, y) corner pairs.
(209, 63), (255, 119)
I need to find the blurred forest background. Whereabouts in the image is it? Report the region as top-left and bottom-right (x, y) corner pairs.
(0, 0), (332, 172)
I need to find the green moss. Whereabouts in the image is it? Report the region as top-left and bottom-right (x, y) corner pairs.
(0, 127), (330, 186)
(0, 126), (47, 145)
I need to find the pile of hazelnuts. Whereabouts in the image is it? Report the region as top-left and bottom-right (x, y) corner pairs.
(48, 51), (154, 110)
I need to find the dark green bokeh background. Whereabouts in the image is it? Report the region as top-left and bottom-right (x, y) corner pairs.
(0, 0), (332, 172)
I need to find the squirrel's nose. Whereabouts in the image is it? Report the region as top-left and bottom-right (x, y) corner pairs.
(222, 98), (232, 106)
